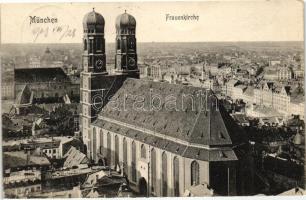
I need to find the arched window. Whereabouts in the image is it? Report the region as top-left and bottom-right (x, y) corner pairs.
(88, 129), (92, 159)
(100, 130), (103, 154)
(117, 39), (120, 50)
(96, 38), (101, 51)
(92, 128), (97, 161)
(173, 156), (180, 196)
(191, 161), (200, 186)
(107, 132), (111, 166)
(123, 138), (127, 175)
(162, 152), (168, 196)
(115, 135), (119, 167)
(131, 141), (137, 182)
(141, 144), (146, 159)
(151, 148), (156, 194)
(84, 39), (87, 51)
(89, 39), (93, 53)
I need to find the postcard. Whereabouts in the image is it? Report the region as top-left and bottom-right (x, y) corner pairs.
(1, 0), (305, 198)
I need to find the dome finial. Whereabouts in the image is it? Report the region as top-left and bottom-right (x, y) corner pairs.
(125, 10), (126, 13)
(93, 7), (95, 12)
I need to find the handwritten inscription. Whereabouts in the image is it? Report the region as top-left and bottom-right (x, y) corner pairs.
(31, 25), (76, 42)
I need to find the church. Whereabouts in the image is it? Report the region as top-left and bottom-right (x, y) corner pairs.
(80, 9), (252, 197)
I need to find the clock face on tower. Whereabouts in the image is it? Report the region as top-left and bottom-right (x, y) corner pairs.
(128, 58), (136, 67)
(95, 59), (103, 69)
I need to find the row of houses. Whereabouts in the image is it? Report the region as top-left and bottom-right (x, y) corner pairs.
(223, 80), (304, 119)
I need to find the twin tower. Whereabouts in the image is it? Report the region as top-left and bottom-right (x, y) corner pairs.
(82, 8), (138, 74)
(81, 9), (139, 154)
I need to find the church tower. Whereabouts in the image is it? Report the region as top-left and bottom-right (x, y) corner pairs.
(81, 9), (107, 157)
(115, 11), (139, 78)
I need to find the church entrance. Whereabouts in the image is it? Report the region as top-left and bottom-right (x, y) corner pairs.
(138, 177), (148, 197)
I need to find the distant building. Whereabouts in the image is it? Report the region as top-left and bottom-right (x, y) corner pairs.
(277, 66), (292, 80)
(264, 66), (292, 81)
(29, 56), (41, 68)
(292, 65), (304, 79)
(20, 136), (84, 159)
(3, 151), (51, 171)
(263, 69), (278, 81)
(4, 169), (42, 198)
(269, 60), (281, 66)
(224, 79), (239, 97)
(254, 82), (304, 118)
(232, 85), (247, 101)
(14, 67), (80, 103)
(40, 47), (64, 68)
(207, 63), (219, 76)
(202, 79), (218, 90)
(2, 83), (14, 99)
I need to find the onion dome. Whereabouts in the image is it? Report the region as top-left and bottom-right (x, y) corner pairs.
(83, 8), (105, 31)
(41, 47), (55, 63)
(115, 10), (136, 30)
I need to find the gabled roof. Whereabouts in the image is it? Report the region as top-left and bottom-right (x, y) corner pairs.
(243, 86), (254, 97)
(63, 147), (89, 168)
(15, 84), (33, 105)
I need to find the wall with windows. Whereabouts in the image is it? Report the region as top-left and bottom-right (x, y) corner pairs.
(5, 184), (41, 198)
(90, 125), (232, 196)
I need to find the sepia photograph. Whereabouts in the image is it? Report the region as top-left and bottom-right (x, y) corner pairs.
(0, 0), (305, 198)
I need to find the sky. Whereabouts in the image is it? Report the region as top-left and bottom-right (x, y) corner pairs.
(1, 0), (304, 43)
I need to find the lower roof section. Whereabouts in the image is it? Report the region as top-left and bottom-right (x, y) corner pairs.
(92, 118), (238, 162)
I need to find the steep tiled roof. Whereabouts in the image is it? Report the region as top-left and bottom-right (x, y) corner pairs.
(15, 67), (69, 83)
(93, 78), (245, 161)
(63, 146), (89, 168)
(98, 79), (244, 146)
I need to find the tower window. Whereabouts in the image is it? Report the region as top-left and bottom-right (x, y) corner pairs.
(84, 39), (87, 51)
(88, 57), (92, 66)
(117, 39), (121, 50)
(89, 39), (93, 53)
(96, 38), (102, 51)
